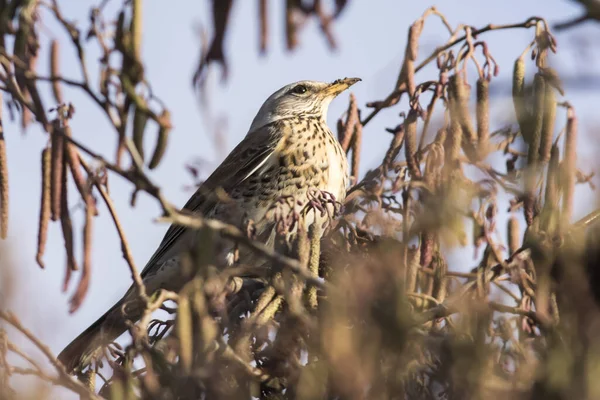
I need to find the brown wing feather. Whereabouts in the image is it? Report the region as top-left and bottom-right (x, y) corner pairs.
(57, 122), (284, 373)
(140, 121), (283, 277)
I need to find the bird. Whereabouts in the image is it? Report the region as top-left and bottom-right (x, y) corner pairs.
(57, 77), (361, 374)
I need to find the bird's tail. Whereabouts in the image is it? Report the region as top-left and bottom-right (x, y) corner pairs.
(58, 296), (142, 374)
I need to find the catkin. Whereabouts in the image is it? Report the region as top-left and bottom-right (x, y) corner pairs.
(540, 144), (560, 233)
(476, 78), (490, 160)
(404, 109), (421, 179)
(307, 223), (321, 309)
(131, 0), (143, 62)
(50, 40), (64, 104)
(177, 293), (193, 373)
(523, 74), (546, 225)
(449, 74), (477, 160)
(433, 254), (447, 303)
(70, 192), (94, 312)
(36, 148), (51, 267)
(527, 73), (545, 166)
(0, 92), (5, 239)
(132, 105), (148, 161)
(539, 83), (556, 163)
(351, 121), (362, 185)
(512, 57), (529, 143)
(562, 107), (578, 224)
(544, 145), (560, 209)
(445, 101), (462, 168)
(64, 125), (97, 215)
(148, 110), (172, 169)
(50, 122), (64, 221)
(0, 133), (7, 239)
(60, 162), (78, 275)
(508, 217), (520, 256)
(340, 94), (358, 153)
(259, 0), (268, 53)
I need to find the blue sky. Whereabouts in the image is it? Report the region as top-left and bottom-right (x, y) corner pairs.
(1, 0), (599, 396)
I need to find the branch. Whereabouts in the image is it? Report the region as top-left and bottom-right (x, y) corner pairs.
(0, 311), (100, 399)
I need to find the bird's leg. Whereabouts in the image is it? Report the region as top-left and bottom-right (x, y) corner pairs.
(147, 318), (175, 342)
(160, 303), (177, 314)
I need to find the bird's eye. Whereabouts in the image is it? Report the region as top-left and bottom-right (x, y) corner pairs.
(291, 85), (308, 95)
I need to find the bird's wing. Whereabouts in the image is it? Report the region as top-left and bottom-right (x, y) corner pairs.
(140, 121), (284, 277)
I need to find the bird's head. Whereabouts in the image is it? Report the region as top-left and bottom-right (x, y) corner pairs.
(249, 77), (361, 132)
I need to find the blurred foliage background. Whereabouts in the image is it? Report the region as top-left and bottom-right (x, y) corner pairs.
(2, 0), (600, 399)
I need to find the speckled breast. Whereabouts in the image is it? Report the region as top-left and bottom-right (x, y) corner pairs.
(220, 116), (348, 246)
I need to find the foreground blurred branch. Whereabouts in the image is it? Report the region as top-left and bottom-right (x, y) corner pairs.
(0, 311), (100, 399)
(554, 0), (600, 30)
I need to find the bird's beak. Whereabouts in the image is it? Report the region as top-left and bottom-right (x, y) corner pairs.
(322, 77), (361, 97)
